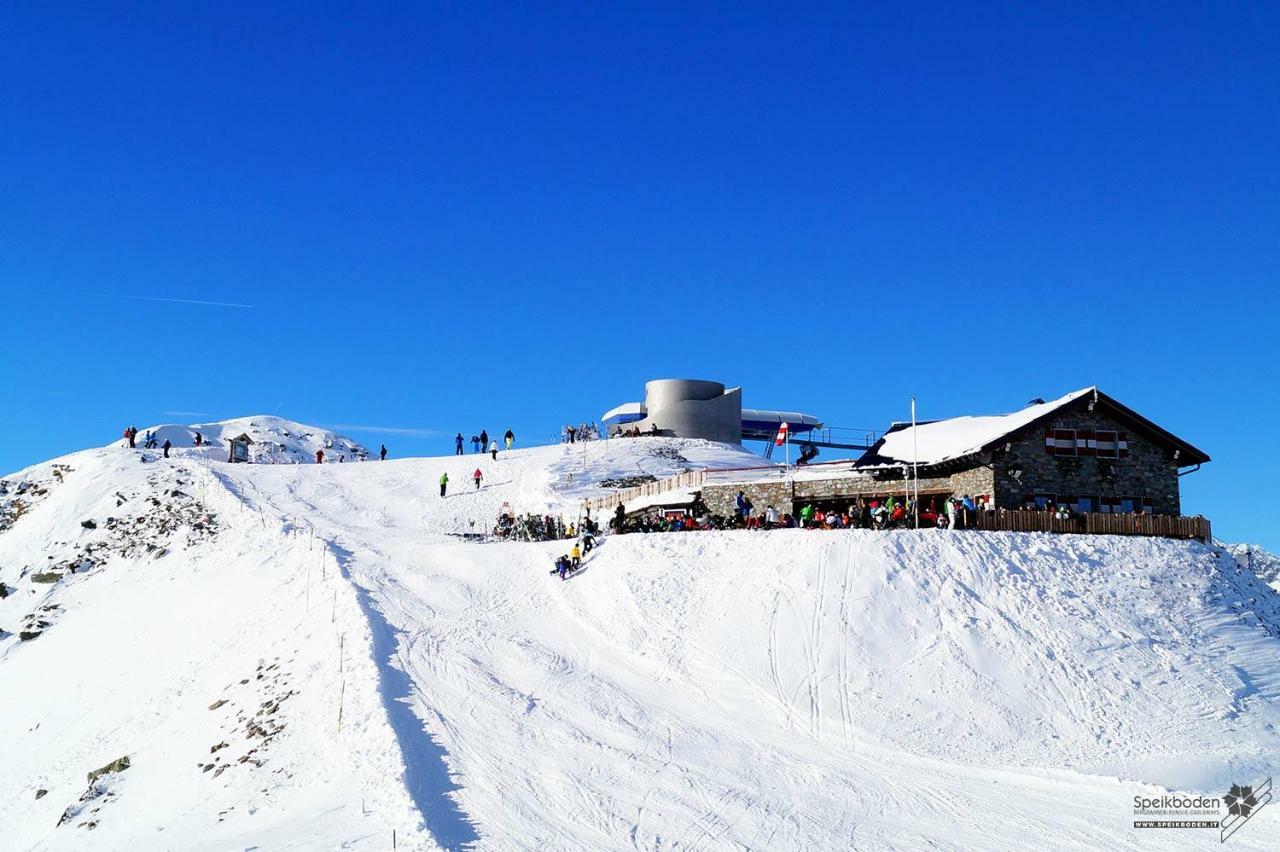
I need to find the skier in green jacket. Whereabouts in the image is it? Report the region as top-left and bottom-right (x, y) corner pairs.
(800, 503), (815, 526)
(439, 472), (449, 498)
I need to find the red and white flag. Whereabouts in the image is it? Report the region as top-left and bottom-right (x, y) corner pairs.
(775, 422), (789, 446)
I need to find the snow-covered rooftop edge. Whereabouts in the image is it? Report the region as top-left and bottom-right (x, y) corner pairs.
(870, 387), (1097, 467)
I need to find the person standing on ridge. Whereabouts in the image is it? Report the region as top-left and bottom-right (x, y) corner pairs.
(439, 471), (449, 497)
(489, 440), (499, 461)
(504, 428), (514, 450)
(480, 430), (489, 452)
(380, 444), (388, 461)
(473, 468), (483, 490)
(455, 433), (464, 455)
(162, 439), (172, 459)
(471, 435), (480, 453)
(315, 449), (324, 464)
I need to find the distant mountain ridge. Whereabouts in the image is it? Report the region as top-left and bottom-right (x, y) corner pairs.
(1222, 541), (1280, 591)
(111, 415), (368, 465)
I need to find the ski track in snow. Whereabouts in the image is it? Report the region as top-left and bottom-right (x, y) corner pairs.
(2, 433), (1280, 849)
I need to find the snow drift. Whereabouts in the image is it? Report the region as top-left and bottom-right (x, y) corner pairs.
(2, 424), (1279, 849)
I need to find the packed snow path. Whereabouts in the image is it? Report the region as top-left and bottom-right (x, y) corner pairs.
(2, 432), (1278, 849)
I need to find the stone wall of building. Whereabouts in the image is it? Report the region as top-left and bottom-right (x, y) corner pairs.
(990, 409), (1183, 514)
(700, 465), (995, 517)
(700, 480), (793, 517)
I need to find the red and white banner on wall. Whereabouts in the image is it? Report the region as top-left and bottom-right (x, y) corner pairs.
(1044, 428), (1129, 457)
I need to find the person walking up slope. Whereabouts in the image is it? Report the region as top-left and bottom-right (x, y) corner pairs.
(316, 449), (324, 464)
(439, 472), (449, 497)
(455, 433), (464, 455)
(380, 444), (388, 461)
(504, 428), (514, 450)
(473, 468), (483, 490)
(162, 439), (172, 458)
(490, 440), (499, 461)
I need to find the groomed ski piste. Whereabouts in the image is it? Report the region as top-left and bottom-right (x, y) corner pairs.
(2, 416), (1278, 850)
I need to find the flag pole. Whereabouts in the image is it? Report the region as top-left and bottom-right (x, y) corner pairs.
(911, 397), (919, 528)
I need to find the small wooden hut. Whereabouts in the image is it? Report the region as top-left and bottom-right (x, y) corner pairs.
(227, 433), (254, 463)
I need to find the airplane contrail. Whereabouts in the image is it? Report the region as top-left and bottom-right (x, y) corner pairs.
(100, 294), (255, 309)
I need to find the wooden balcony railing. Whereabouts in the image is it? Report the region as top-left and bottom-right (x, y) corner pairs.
(969, 509), (1211, 542)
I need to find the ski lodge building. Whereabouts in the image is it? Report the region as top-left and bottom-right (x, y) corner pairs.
(600, 385), (1210, 524)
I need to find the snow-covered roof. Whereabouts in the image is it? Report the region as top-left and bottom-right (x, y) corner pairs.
(866, 388), (1097, 466)
(740, 409), (822, 427)
(602, 402), (645, 423)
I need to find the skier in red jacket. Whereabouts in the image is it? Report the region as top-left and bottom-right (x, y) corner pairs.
(473, 468), (483, 490)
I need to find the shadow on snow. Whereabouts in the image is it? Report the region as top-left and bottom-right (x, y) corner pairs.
(328, 540), (481, 850)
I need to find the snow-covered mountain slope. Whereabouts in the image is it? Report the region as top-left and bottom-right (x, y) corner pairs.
(0, 446), (420, 850)
(2, 428), (1279, 849)
(1222, 541), (1280, 592)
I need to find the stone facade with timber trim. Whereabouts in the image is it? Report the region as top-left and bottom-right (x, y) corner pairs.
(989, 408), (1183, 515)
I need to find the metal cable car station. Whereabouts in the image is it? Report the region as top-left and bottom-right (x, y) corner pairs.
(601, 379), (877, 460)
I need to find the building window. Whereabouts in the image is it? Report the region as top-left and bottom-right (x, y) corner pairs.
(1092, 430), (1129, 458)
(1074, 496), (1096, 513)
(1100, 496), (1151, 514)
(1044, 428), (1077, 456)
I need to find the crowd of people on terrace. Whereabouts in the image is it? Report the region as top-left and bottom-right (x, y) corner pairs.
(610, 422), (663, 439)
(608, 492), (998, 534)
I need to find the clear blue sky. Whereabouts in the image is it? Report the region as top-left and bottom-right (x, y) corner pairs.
(2, 4), (1277, 548)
